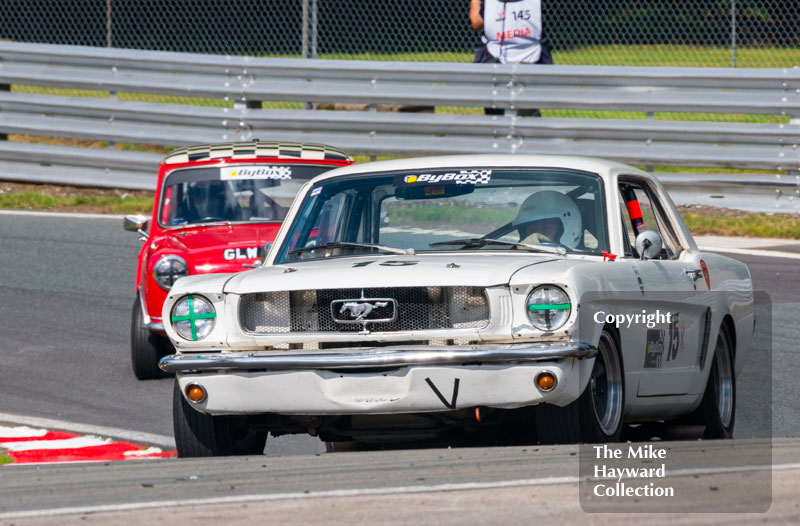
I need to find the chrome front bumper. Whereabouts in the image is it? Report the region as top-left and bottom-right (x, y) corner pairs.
(159, 342), (596, 373)
(166, 342), (596, 414)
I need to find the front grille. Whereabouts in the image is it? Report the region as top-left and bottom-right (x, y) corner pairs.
(239, 287), (490, 334)
(239, 291), (292, 333)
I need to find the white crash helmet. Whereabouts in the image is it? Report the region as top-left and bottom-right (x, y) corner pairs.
(512, 190), (582, 248)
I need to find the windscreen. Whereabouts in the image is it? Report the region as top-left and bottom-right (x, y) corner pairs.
(275, 167), (608, 264)
(158, 164), (333, 227)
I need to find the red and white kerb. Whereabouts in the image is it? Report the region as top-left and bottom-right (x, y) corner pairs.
(0, 425), (176, 464)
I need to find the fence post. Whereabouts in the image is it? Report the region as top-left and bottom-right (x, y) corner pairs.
(310, 0), (318, 59)
(730, 0), (737, 68)
(301, 0), (316, 110)
(302, 0), (309, 59)
(106, 0), (112, 48)
(0, 83), (7, 141)
(107, 0), (115, 149)
(301, 0), (318, 58)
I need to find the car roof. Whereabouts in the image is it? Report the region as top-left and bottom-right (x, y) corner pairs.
(307, 154), (650, 183)
(163, 141), (353, 165)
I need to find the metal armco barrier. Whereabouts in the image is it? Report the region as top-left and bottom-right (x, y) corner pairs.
(1, 42), (799, 191)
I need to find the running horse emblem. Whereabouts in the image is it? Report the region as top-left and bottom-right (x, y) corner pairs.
(339, 301), (389, 321)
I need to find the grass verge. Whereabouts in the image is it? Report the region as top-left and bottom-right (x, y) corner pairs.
(0, 183), (153, 215)
(1, 182), (798, 239)
(0, 192), (153, 215)
(0, 454), (13, 465)
(307, 45), (799, 68)
(679, 206), (800, 239)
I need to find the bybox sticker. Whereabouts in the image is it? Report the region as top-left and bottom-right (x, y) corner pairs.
(221, 166), (292, 180)
(395, 169), (492, 186)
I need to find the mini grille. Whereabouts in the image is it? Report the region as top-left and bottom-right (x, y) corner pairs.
(239, 287), (489, 334)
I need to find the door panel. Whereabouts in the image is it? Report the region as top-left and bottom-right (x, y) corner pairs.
(616, 177), (705, 397)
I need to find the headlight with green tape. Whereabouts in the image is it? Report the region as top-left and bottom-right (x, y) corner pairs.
(527, 285), (571, 331)
(171, 295), (216, 341)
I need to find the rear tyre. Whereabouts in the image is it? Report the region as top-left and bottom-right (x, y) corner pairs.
(699, 328), (735, 439)
(173, 381), (267, 457)
(536, 329), (624, 443)
(131, 295), (170, 380)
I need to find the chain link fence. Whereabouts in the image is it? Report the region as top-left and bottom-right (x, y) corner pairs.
(1, 0), (797, 66)
(1, 1), (798, 127)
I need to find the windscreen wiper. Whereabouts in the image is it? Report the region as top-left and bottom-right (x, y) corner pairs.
(429, 237), (566, 255)
(290, 241), (416, 256)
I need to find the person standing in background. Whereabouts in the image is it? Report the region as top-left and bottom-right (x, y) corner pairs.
(469, 0), (489, 63)
(470, 0), (552, 115)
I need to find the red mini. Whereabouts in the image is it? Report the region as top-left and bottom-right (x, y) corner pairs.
(124, 141), (353, 379)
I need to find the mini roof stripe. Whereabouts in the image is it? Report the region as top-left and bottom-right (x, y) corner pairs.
(164, 141), (352, 164)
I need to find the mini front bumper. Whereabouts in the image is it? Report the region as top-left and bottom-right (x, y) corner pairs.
(142, 320), (165, 332)
(163, 342), (596, 415)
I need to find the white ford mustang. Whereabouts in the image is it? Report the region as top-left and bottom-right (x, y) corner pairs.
(159, 155), (754, 457)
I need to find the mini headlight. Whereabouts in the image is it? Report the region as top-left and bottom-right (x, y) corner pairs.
(153, 255), (188, 290)
(527, 285), (571, 332)
(171, 295), (216, 341)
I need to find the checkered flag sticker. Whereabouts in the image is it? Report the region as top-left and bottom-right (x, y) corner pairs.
(458, 169), (493, 185)
(164, 141), (353, 165)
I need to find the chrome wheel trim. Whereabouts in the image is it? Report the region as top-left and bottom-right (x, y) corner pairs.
(713, 333), (734, 429)
(591, 332), (623, 436)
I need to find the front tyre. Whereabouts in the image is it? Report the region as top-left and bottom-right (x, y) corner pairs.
(131, 295), (170, 380)
(581, 330), (625, 442)
(699, 328), (735, 439)
(536, 329), (624, 443)
(172, 381), (267, 457)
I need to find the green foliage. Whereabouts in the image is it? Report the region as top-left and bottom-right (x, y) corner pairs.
(682, 211), (800, 239)
(0, 192), (153, 215)
(552, 44), (799, 68)
(1, 188), (798, 239)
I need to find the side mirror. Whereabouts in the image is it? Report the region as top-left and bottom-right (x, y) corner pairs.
(635, 230), (663, 260)
(123, 214), (149, 239)
(260, 242), (273, 265)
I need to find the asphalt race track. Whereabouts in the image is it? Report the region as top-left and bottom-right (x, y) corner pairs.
(1, 211), (799, 523)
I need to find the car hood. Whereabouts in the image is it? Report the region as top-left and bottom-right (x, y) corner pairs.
(223, 253), (561, 293)
(159, 223), (281, 272)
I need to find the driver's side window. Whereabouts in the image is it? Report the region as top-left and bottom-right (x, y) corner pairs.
(618, 180), (680, 260)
